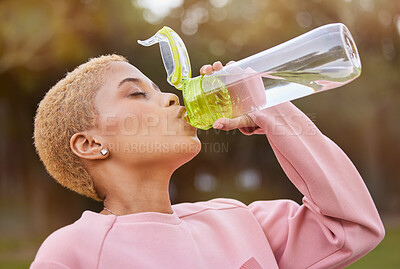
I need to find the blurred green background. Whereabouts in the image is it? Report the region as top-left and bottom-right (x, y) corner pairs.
(0, 0), (399, 268)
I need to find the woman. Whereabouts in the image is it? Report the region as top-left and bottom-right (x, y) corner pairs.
(31, 54), (385, 268)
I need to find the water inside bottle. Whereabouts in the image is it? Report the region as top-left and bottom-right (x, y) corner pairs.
(183, 65), (360, 130)
(182, 76), (233, 130)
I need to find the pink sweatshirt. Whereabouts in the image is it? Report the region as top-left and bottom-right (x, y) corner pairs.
(30, 102), (385, 269)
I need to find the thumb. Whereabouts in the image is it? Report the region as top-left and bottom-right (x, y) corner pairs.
(212, 115), (256, 131)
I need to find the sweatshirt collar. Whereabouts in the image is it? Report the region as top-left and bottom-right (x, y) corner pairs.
(82, 209), (182, 225)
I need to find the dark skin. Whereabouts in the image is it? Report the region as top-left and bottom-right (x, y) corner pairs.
(70, 60), (256, 216)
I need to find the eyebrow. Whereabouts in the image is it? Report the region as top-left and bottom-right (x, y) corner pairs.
(119, 77), (141, 87)
(118, 77), (161, 92)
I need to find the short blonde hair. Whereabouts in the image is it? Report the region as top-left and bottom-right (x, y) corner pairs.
(34, 54), (128, 201)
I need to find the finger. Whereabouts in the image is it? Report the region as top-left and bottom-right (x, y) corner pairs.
(226, 60), (236, 66)
(212, 61), (223, 71)
(199, 65), (206, 75)
(212, 115), (255, 131)
(200, 64), (213, 75)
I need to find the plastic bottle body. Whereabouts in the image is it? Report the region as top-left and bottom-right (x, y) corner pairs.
(182, 23), (361, 130)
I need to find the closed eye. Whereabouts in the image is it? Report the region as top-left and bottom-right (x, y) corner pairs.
(129, 92), (147, 97)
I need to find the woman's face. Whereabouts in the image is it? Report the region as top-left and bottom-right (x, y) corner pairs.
(93, 61), (201, 167)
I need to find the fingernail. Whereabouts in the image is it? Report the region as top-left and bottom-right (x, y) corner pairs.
(213, 122), (223, 129)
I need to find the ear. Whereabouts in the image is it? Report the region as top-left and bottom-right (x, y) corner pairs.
(70, 132), (108, 160)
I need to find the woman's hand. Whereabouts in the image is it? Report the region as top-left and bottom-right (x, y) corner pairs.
(199, 61), (258, 131)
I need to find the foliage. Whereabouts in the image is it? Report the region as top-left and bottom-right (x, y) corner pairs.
(0, 0), (399, 266)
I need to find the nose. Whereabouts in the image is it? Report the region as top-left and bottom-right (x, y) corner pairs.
(163, 92), (180, 107)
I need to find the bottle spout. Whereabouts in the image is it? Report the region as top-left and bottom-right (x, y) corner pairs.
(138, 33), (164, 47)
(138, 26), (192, 90)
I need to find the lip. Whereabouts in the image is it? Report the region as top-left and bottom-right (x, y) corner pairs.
(177, 106), (187, 118)
(177, 106), (197, 130)
(183, 119), (197, 131)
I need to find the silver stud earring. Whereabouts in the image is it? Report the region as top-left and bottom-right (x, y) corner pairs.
(100, 148), (108, 156)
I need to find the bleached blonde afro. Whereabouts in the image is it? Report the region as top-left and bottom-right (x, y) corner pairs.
(34, 54), (128, 201)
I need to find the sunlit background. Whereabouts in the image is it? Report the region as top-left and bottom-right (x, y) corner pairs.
(0, 0), (399, 267)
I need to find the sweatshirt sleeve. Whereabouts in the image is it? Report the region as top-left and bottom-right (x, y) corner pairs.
(239, 102), (385, 269)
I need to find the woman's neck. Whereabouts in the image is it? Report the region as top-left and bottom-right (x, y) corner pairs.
(98, 164), (174, 216)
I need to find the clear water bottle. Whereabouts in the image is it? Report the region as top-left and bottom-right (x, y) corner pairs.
(138, 23), (361, 130)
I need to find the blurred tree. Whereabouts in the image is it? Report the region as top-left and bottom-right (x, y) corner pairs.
(0, 0), (399, 258)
